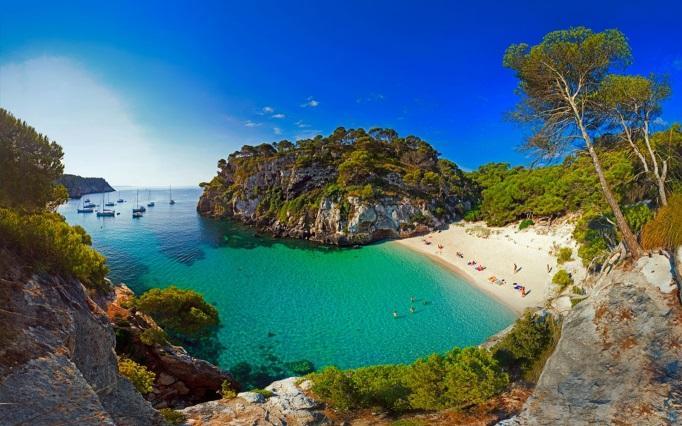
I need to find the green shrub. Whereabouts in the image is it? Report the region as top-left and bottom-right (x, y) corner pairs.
(556, 247), (573, 264)
(0, 208), (108, 289)
(139, 328), (168, 346)
(518, 219), (534, 230)
(308, 347), (508, 413)
(158, 408), (186, 425)
(251, 388), (274, 398)
(135, 286), (218, 337)
(492, 312), (561, 382)
(221, 380), (237, 399)
(118, 358), (155, 394)
(552, 270), (573, 291)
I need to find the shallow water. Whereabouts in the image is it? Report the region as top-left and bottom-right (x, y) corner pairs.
(60, 187), (515, 381)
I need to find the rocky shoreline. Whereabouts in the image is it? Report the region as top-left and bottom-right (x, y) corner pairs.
(57, 174), (115, 198)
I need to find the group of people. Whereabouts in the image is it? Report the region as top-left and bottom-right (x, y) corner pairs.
(392, 296), (428, 318)
(487, 275), (528, 297)
(467, 260), (487, 271)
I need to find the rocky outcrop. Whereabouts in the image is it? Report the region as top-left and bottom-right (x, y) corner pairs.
(198, 140), (475, 246)
(107, 285), (235, 409)
(181, 377), (331, 425)
(0, 252), (162, 426)
(512, 254), (682, 425)
(57, 173), (115, 198)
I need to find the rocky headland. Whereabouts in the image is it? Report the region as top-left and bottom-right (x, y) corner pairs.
(198, 128), (477, 245)
(57, 174), (115, 198)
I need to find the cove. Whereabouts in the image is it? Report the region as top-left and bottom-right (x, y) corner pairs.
(60, 187), (515, 384)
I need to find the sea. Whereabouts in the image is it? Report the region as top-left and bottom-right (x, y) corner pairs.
(59, 187), (515, 385)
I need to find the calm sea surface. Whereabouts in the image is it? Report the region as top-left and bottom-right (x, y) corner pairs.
(59, 187), (515, 379)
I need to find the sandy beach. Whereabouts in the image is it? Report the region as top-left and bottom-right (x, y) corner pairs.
(394, 220), (586, 315)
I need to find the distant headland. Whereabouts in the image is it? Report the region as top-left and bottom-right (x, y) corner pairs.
(57, 174), (115, 198)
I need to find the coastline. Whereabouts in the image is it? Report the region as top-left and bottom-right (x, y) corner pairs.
(393, 220), (586, 316)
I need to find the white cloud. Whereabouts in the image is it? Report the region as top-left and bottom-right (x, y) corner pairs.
(244, 120), (261, 127)
(272, 113), (286, 119)
(653, 117), (669, 127)
(262, 106), (274, 114)
(356, 93), (385, 104)
(273, 127), (282, 135)
(295, 120), (310, 128)
(0, 56), (172, 186)
(300, 97), (320, 108)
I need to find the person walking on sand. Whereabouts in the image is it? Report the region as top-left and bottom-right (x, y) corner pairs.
(513, 263), (518, 273)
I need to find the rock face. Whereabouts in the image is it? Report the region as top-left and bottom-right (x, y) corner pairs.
(0, 252), (162, 426)
(515, 254), (682, 425)
(107, 285), (235, 409)
(198, 134), (475, 246)
(57, 173), (115, 198)
(181, 377), (330, 425)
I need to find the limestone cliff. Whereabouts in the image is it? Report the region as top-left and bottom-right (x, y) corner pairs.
(0, 251), (162, 426)
(57, 173), (115, 198)
(509, 253), (682, 425)
(198, 128), (476, 245)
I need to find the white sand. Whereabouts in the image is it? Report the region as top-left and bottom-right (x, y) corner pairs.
(393, 220), (586, 315)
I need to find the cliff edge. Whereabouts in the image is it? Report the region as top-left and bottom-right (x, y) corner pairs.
(510, 253), (682, 425)
(0, 252), (162, 426)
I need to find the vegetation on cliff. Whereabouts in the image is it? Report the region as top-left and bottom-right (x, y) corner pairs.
(0, 108), (108, 289)
(199, 127), (476, 243)
(307, 311), (559, 414)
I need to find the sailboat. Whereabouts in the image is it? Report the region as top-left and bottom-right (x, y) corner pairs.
(105, 192), (116, 207)
(117, 191), (125, 203)
(97, 193), (115, 217)
(169, 185), (175, 205)
(77, 199), (94, 213)
(146, 189), (155, 207)
(132, 189), (146, 215)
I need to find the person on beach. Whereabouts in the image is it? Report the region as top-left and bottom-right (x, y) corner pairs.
(547, 264), (552, 273)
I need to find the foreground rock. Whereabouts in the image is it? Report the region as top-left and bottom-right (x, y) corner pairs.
(513, 254), (682, 425)
(181, 377), (330, 425)
(107, 284), (235, 409)
(0, 252), (162, 425)
(57, 173), (115, 198)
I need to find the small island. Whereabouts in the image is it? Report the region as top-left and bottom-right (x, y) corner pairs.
(57, 174), (115, 199)
(198, 128), (477, 245)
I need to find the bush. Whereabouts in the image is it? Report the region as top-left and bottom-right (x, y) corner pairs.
(158, 408), (186, 425)
(641, 193), (682, 249)
(135, 286), (219, 337)
(308, 347), (508, 413)
(221, 380), (237, 399)
(552, 270), (573, 291)
(118, 358), (155, 394)
(0, 208), (108, 289)
(518, 219), (534, 230)
(285, 359), (315, 376)
(251, 388), (274, 398)
(139, 328), (168, 346)
(556, 247), (573, 264)
(492, 312), (561, 382)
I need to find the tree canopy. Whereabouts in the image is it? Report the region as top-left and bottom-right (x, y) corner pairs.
(0, 108), (67, 211)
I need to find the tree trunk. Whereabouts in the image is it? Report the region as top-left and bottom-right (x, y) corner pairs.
(643, 120), (668, 206)
(584, 138), (643, 259)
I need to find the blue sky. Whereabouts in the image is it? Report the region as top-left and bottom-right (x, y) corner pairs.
(1, 1), (681, 186)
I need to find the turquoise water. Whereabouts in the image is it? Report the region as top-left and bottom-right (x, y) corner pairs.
(59, 187), (515, 381)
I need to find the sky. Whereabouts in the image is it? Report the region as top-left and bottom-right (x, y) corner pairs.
(1, 1), (681, 186)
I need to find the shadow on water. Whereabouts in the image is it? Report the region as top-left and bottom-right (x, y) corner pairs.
(227, 342), (316, 389)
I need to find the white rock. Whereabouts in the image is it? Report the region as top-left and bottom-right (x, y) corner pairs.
(636, 254), (675, 293)
(237, 392), (265, 404)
